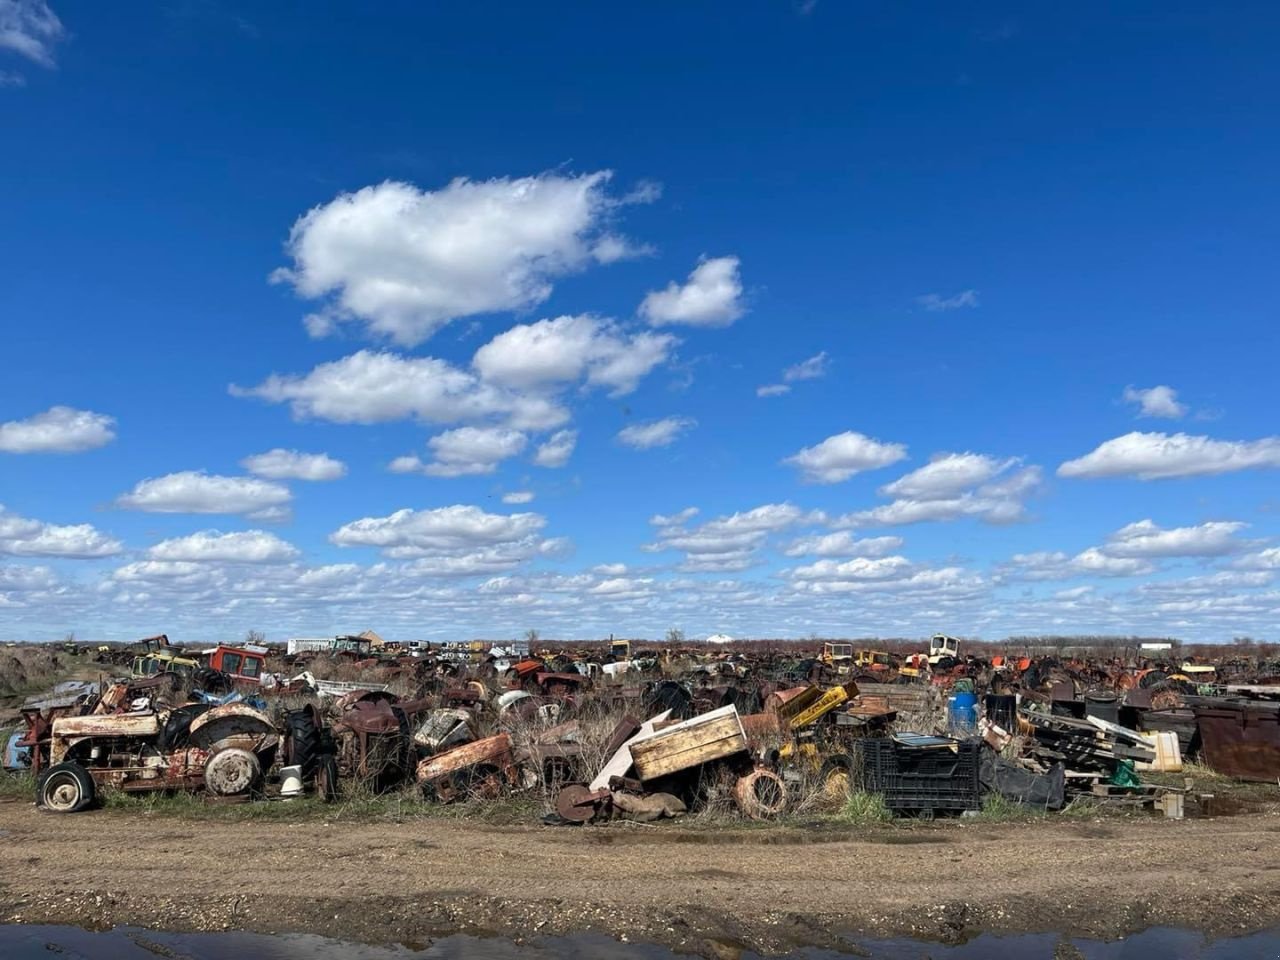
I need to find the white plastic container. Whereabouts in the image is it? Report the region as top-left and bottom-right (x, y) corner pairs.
(279, 764), (304, 798)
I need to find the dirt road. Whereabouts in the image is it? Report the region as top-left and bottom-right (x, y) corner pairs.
(0, 800), (1277, 955)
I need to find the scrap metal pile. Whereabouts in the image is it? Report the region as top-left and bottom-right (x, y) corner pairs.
(5, 633), (1280, 822)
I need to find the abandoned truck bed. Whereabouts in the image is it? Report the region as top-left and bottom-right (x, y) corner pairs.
(0, 802), (1277, 954)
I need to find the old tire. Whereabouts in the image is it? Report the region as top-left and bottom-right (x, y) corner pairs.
(204, 748), (261, 797)
(283, 707), (321, 781)
(819, 756), (854, 803)
(37, 762), (95, 813)
(192, 666), (233, 695)
(732, 767), (788, 820)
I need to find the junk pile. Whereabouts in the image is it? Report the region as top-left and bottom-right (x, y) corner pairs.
(6, 632), (1280, 824)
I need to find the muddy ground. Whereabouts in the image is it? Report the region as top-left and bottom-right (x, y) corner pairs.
(0, 799), (1278, 956)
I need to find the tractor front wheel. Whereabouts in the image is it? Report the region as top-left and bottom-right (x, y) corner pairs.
(37, 762), (95, 813)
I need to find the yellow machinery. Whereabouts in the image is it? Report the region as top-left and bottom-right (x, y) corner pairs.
(610, 638), (631, 660)
(820, 642), (854, 672)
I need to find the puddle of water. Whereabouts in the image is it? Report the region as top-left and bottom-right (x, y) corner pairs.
(0, 925), (1277, 960)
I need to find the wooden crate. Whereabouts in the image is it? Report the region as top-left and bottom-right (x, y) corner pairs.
(630, 705), (747, 781)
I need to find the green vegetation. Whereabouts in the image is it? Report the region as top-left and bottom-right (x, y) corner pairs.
(840, 790), (892, 825)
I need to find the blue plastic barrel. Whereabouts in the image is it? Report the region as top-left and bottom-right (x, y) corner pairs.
(948, 691), (978, 734)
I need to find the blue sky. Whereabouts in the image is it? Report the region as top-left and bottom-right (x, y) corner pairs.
(1, 1), (1278, 643)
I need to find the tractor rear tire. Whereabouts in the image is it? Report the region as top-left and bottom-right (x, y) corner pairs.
(37, 761), (95, 813)
(283, 708), (322, 782)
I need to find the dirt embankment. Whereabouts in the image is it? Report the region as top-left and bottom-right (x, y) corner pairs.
(0, 800), (1278, 956)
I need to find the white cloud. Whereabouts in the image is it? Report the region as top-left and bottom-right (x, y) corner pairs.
(0, 0), (63, 68)
(782, 532), (904, 558)
(422, 426), (528, 477)
(617, 416), (696, 450)
(331, 504), (544, 556)
(1235, 548), (1280, 571)
(273, 171), (646, 345)
(148, 530), (300, 564)
(1070, 548), (1156, 578)
(116, 471), (292, 516)
(1058, 431), (1280, 480)
(502, 491), (535, 505)
(533, 429), (577, 468)
(1002, 549), (1155, 581)
(916, 290), (979, 311)
(757, 384), (790, 398)
(233, 350), (567, 432)
(640, 256), (744, 327)
(0, 505), (122, 558)
(388, 455), (425, 474)
(783, 351), (829, 382)
(783, 431), (907, 483)
(1122, 385), (1187, 419)
(880, 453), (1016, 500)
(789, 555), (916, 583)
(241, 448), (347, 481)
(839, 461), (1042, 528)
(472, 314), (675, 397)
(0, 406), (116, 454)
(1101, 519), (1248, 558)
(647, 502), (813, 571)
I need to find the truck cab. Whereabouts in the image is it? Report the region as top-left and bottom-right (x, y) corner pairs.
(130, 649), (198, 678)
(820, 642), (854, 667)
(205, 643), (268, 683)
(928, 634), (960, 664)
(610, 639), (632, 661)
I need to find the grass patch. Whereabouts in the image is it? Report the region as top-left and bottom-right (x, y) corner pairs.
(0, 770), (35, 800)
(840, 790), (892, 825)
(972, 791), (1047, 822)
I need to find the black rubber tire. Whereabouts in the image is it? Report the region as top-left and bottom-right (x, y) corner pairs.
(158, 703), (213, 753)
(37, 761), (95, 813)
(192, 666), (233, 695)
(283, 708), (322, 782)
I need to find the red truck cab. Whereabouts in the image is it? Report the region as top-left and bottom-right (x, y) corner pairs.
(205, 644), (268, 684)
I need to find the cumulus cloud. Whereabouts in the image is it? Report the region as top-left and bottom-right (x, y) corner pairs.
(880, 453), (1015, 500)
(916, 290), (978, 311)
(782, 532), (904, 558)
(232, 349), (567, 432)
(533, 429), (577, 468)
(1002, 549), (1155, 581)
(502, 491), (535, 505)
(640, 256), (744, 327)
(422, 426), (528, 477)
(330, 504), (545, 563)
(241, 448), (346, 481)
(1101, 519), (1248, 558)
(0, 504), (122, 558)
(116, 471), (292, 516)
(273, 170), (647, 345)
(0, 406), (116, 454)
(472, 314), (675, 397)
(0, 0), (64, 68)
(783, 431), (907, 483)
(836, 457), (1042, 528)
(1058, 431), (1280, 480)
(147, 530), (300, 564)
(1122, 385), (1187, 419)
(617, 416), (696, 450)
(646, 502), (814, 572)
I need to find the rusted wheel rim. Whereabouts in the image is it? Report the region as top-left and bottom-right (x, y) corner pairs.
(44, 776), (82, 812)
